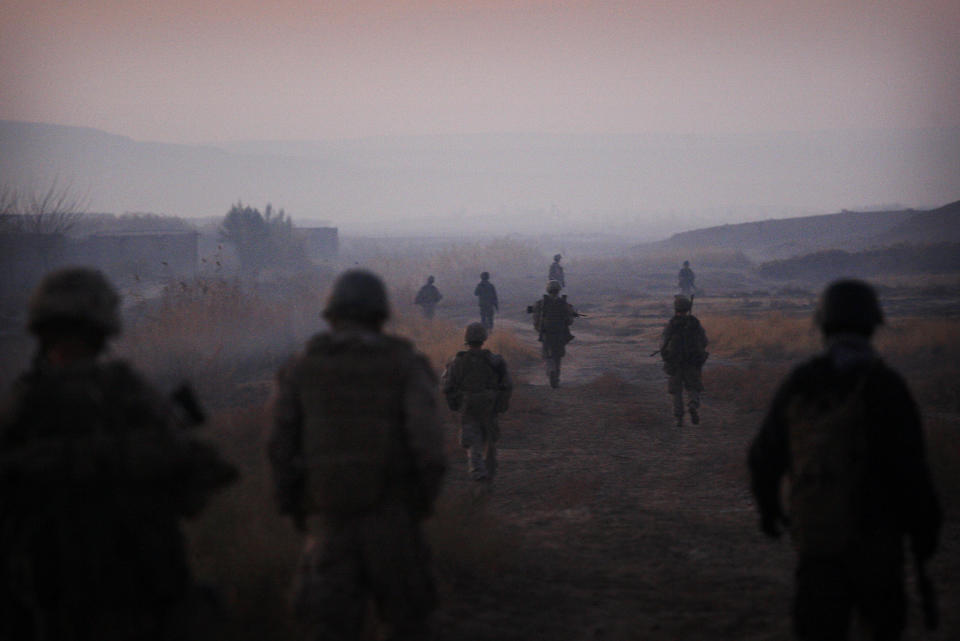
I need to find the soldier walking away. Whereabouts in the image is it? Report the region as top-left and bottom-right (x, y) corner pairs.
(748, 279), (941, 641)
(474, 271), (499, 330)
(441, 323), (512, 491)
(659, 295), (708, 426)
(0, 267), (238, 641)
(678, 260), (695, 296)
(413, 275), (442, 319)
(549, 254), (566, 290)
(530, 280), (578, 388)
(268, 269), (446, 641)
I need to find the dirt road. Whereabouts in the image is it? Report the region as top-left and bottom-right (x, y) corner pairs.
(430, 308), (956, 640)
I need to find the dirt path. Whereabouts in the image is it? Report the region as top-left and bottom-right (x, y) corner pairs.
(430, 307), (957, 641)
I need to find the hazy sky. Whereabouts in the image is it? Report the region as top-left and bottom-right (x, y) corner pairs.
(2, 0), (958, 144)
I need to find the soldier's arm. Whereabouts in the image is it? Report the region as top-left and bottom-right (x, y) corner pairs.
(882, 370), (941, 561)
(440, 357), (463, 411)
(267, 358), (306, 520)
(747, 375), (793, 537)
(404, 354), (447, 512)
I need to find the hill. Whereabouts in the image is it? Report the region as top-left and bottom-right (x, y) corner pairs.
(3, 120), (959, 237)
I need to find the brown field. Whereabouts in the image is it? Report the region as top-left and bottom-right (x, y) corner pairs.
(1, 243), (957, 641)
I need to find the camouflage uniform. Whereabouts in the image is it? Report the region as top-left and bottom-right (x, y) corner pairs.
(678, 261), (695, 296)
(413, 277), (442, 319)
(473, 273), (498, 330)
(441, 324), (512, 482)
(531, 282), (577, 388)
(660, 296), (708, 426)
(548, 255), (565, 289)
(269, 270), (445, 641)
(748, 280), (941, 641)
(0, 268), (237, 641)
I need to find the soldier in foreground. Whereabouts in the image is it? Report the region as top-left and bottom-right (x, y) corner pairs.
(473, 271), (499, 330)
(549, 253), (565, 289)
(530, 280), (578, 388)
(0, 267), (237, 641)
(268, 269), (446, 641)
(441, 323), (512, 489)
(413, 275), (442, 319)
(678, 260), (695, 296)
(748, 279), (941, 641)
(659, 295), (708, 426)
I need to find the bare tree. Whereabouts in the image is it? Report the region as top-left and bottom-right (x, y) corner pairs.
(0, 179), (89, 234)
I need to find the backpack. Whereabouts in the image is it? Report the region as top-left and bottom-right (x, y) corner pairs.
(786, 372), (871, 556)
(296, 334), (411, 514)
(447, 350), (511, 414)
(661, 316), (707, 367)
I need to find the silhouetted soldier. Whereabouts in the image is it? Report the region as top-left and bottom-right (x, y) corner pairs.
(678, 260), (695, 296)
(0, 267), (237, 641)
(659, 295), (708, 426)
(441, 323), (512, 490)
(530, 280), (578, 388)
(474, 271), (499, 330)
(269, 269), (446, 641)
(549, 254), (565, 289)
(749, 279), (941, 641)
(413, 275), (442, 319)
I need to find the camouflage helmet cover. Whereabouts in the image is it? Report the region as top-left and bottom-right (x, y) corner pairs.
(323, 269), (390, 323)
(546, 280), (562, 293)
(673, 295), (692, 312)
(28, 267), (121, 336)
(815, 279), (883, 335)
(464, 322), (488, 344)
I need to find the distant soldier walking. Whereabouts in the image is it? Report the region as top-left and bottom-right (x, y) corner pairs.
(530, 280), (578, 388)
(549, 254), (565, 289)
(441, 323), (512, 488)
(414, 275), (442, 319)
(659, 295), (708, 426)
(678, 260), (695, 296)
(269, 269), (446, 641)
(0, 267), (237, 641)
(474, 271), (499, 330)
(748, 279), (941, 641)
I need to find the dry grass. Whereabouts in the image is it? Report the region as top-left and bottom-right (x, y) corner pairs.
(699, 311), (819, 361)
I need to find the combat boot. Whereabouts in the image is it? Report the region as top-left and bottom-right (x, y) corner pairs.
(549, 371), (559, 388)
(689, 408), (700, 425)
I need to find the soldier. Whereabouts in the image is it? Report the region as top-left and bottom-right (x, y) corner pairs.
(474, 271), (499, 330)
(548, 254), (565, 290)
(530, 280), (578, 388)
(678, 260), (695, 296)
(659, 295), (708, 426)
(441, 323), (512, 488)
(268, 269), (446, 641)
(0, 267), (237, 641)
(413, 275), (442, 319)
(748, 280), (941, 641)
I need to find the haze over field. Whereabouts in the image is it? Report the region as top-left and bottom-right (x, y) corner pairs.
(2, 1), (959, 235)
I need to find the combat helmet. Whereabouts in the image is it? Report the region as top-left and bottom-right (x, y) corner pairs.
(464, 322), (488, 345)
(323, 269), (390, 324)
(673, 295), (692, 313)
(480, 271), (490, 281)
(815, 279), (883, 336)
(546, 280), (562, 294)
(683, 260), (690, 267)
(28, 267), (121, 337)
(426, 275), (435, 284)
(553, 254), (562, 262)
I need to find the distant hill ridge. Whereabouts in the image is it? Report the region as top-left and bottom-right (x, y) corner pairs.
(660, 201), (960, 261)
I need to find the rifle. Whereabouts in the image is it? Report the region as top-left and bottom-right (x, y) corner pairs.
(649, 349), (661, 357)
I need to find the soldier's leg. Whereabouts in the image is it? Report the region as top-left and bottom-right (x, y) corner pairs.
(853, 541), (906, 641)
(684, 367), (702, 425)
(793, 557), (853, 641)
(294, 526), (365, 641)
(668, 374), (684, 425)
(484, 430), (498, 482)
(362, 504), (436, 641)
(460, 417), (488, 480)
